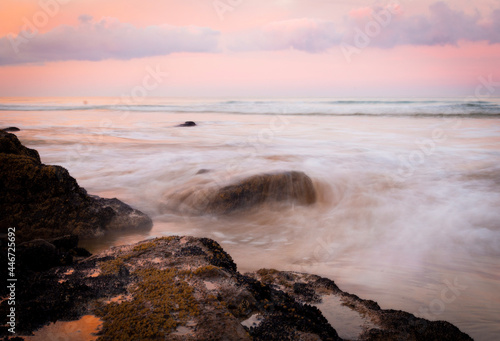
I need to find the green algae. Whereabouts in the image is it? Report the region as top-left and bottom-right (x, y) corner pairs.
(95, 267), (199, 340)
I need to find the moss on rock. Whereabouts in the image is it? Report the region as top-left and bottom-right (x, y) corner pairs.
(95, 268), (199, 340)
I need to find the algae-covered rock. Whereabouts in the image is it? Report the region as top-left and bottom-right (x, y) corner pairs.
(0, 131), (152, 241)
(0, 237), (339, 340)
(249, 270), (473, 341)
(1, 236), (472, 341)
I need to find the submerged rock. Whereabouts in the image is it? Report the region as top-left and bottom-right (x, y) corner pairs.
(0, 236), (473, 341)
(0, 131), (152, 241)
(196, 168), (210, 175)
(206, 171), (317, 214)
(2, 126), (20, 132)
(177, 121), (197, 127)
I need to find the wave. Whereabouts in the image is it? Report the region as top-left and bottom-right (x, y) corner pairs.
(1, 99), (500, 117)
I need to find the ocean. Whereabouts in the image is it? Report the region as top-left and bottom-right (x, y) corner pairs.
(2, 97), (500, 340)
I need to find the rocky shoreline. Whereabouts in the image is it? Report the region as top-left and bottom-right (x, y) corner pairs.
(0, 131), (473, 340)
(0, 131), (152, 242)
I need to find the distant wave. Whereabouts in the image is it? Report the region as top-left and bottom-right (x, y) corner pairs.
(1, 99), (499, 117)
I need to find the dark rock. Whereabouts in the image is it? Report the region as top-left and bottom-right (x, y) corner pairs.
(196, 168), (210, 174)
(177, 121), (196, 127)
(0, 131), (152, 241)
(2, 127), (20, 132)
(0, 237), (473, 341)
(293, 282), (320, 303)
(206, 171), (317, 214)
(199, 237), (237, 272)
(47, 234), (79, 251)
(250, 270), (473, 341)
(18, 239), (59, 272)
(15, 235), (91, 272)
(72, 247), (92, 258)
(92, 197), (153, 231)
(177, 245), (207, 257)
(0, 130), (39, 161)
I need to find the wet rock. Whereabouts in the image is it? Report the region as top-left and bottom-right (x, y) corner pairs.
(92, 197), (154, 231)
(249, 270), (473, 341)
(0, 130), (39, 160)
(15, 235), (90, 272)
(177, 121), (196, 127)
(0, 237), (473, 341)
(293, 282), (320, 303)
(199, 237), (237, 272)
(0, 131), (152, 241)
(47, 234), (79, 251)
(18, 239), (59, 272)
(0, 237), (338, 340)
(2, 127), (20, 132)
(206, 171), (317, 214)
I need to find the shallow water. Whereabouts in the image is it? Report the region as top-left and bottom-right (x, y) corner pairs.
(25, 315), (102, 341)
(2, 97), (500, 340)
(314, 295), (377, 340)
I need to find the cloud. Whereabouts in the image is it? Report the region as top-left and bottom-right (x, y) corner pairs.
(226, 18), (342, 53)
(227, 2), (500, 53)
(1, 2), (499, 65)
(342, 2), (500, 48)
(0, 16), (220, 65)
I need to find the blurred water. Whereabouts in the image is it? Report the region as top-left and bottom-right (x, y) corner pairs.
(2, 97), (500, 340)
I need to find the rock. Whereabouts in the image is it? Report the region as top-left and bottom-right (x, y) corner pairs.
(0, 130), (39, 160)
(0, 237), (339, 340)
(2, 127), (20, 132)
(206, 171), (317, 214)
(17, 239), (59, 272)
(0, 131), (152, 241)
(15, 235), (90, 272)
(0, 237), (473, 341)
(196, 168), (210, 174)
(92, 197), (154, 231)
(47, 234), (79, 251)
(177, 121), (197, 127)
(249, 270), (474, 341)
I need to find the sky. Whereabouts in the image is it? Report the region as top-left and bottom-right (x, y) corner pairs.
(0, 0), (499, 97)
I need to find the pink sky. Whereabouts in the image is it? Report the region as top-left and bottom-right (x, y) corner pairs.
(0, 0), (499, 97)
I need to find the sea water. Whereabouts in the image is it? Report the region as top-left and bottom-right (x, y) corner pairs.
(2, 97), (499, 340)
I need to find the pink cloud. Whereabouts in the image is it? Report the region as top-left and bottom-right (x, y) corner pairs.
(229, 2), (500, 54)
(0, 16), (219, 65)
(342, 2), (500, 48)
(349, 7), (374, 19)
(1, 1), (499, 66)
(227, 18), (341, 53)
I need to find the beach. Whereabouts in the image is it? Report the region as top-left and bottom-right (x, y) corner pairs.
(1, 97), (500, 340)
